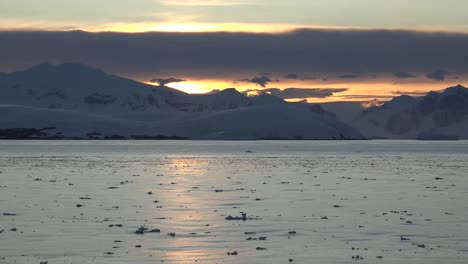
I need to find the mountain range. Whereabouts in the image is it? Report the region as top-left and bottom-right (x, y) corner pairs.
(345, 84), (468, 140)
(0, 63), (362, 140)
(1, 63), (467, 140)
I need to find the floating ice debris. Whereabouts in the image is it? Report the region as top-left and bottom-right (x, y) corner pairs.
(225, 212), (258, 221)
(2, 213), (17, 216)
(226, 213), (247, 221)
(135, 226), (148, 234)
(134, 226), (160, 234)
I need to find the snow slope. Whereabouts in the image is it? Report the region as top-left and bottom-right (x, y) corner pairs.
(0, 104), (162, 137)
(152, 104), (363, 140)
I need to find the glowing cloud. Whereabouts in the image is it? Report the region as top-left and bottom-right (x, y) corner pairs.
(159, 0), (248, 6)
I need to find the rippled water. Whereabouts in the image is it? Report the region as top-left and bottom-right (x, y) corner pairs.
(1, 140), (467, 264)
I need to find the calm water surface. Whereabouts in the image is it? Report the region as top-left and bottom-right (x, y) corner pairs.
(0, 140), (467, 264)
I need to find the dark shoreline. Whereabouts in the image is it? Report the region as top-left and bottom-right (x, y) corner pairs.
(1, 128), (461, 141)
(0, 138), (462, 141)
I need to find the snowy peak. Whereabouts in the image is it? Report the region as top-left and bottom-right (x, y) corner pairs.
(381, 95), (418, 110)
(0, 63), (184, 115)
(249, 93), (285, 105)
(353, 84), (468, 139)
(18, 62), (106, 76)
(443, 84), (466, 95)
(6, 62), (178, 95)
(9, 63), (116, 89)
(166, 87), (253, 112)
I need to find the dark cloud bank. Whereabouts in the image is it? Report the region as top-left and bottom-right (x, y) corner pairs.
(426, 69), (451, 81)
(393, 72), (417, 79)
(0, 29), (468, 80)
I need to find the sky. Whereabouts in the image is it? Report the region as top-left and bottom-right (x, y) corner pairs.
(1, 0), (468, 102)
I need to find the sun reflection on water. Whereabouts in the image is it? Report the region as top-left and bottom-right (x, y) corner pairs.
(147, 158), (227, 263)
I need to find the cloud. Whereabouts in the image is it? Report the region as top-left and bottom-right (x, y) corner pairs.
(244, 88), (348, 99)
(340, 94), (397, 100)
(0, 29), (467, 82)
(282, 73), (317, 82)
(283, 73), (300, 79)
(393, 72), (417, 79)
(159, 0), (247, 6)
(282, 73), (316, 81)
(149, 77), (186, 86)
(426, 69), (451, 81)
(390, 90), (430, 96)
(337, 71), (373, 79)
(338, 74), (362, 79)
(241, 75), (272, 87)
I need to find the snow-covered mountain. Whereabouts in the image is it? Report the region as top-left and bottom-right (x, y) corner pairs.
(0, 63), (182, 117)
(346, 85), (468, 139)
(151, 104), (362, 140)
(0, 63), (362, 139)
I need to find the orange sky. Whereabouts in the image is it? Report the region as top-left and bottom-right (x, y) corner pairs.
(143, 78), (462, 103)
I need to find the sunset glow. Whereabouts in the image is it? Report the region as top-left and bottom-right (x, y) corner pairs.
(82, 21), (347, 33)
(146, 78), (457, 103)
(1, 0), (467, 102)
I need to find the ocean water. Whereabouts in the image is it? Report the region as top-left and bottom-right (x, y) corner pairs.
(0, 140), (467, 264)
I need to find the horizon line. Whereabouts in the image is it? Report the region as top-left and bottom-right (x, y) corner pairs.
(2, 24), (468, 35)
